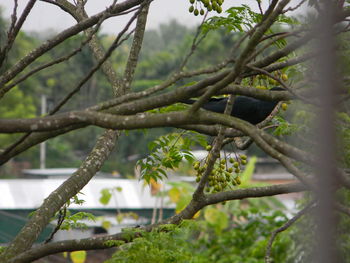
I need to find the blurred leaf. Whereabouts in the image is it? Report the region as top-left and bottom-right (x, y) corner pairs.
(70, 251), (86, 263)
(240, 156), (257, 187)
(168, 187), (181, 203)
(204, 207), (228, 234)
(99, 189), (112, 205)
(102, 220), (111, 230)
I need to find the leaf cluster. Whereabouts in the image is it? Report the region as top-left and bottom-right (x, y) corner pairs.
(137, 131), (207, 183)
(106, 199), (292, 263)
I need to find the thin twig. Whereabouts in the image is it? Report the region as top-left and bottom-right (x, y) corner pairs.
(178, 11), (209, 71)
(49, 10), (139, 114)
(283, 0), (308, 13)
(335, 203), (350, 217)
(4, 12), (105, 91)
(248, 65), (318, 105)
(265, 201), (316, 263)
(0, 0), (36, 67)
(44, 207), (67, 244)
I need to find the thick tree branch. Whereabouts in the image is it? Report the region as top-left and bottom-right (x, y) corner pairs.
(2, 130), (118, 261)
(189, 0), (290, 114)
(122, 2), (150, 92)
(9, 183), (306, 263)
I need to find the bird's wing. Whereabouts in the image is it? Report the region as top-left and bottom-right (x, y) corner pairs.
(202, 98), (227, 113)
(232, 96), (260, 124)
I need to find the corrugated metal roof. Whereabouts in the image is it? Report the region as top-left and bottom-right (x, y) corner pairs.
(253, 172), (295, 180)
(22, 168), (113, 178)
(22, 168), (78, 176)
(0, 178), (174, 210)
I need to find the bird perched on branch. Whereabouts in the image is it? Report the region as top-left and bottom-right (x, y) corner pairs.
(182, 87), (285, 125)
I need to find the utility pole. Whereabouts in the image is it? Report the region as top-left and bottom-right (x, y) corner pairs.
(40, 95), (46, 169)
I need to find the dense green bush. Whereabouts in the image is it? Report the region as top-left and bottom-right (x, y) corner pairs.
(106, 199), (293, 263)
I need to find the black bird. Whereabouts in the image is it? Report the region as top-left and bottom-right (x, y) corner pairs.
(182, 87), (284, 125)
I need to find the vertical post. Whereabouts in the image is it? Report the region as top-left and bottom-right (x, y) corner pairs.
(313, 1), (339, 262)
(40, 94), (46, 170)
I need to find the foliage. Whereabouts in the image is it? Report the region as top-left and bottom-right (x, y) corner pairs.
(273, 115), (300, 136)
(167, 181), (196, 214)
(338, 112), (350, 167)
(287, 189), (350, 263)
(336, 189), (350, 262)
(1, 1), (349, 262)
(99, 186), (123, 205)
(56, 194), (96, 231)
(203, 4), (298, 34)
(137, 131), (207, 183)
(106, 198), (292, 263)
(0, 17), (241, 173)
(0, 86), (36, 146)
(70, 250), (87, 263)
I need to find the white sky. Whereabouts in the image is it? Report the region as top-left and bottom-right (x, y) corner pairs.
(0, 0), (306, 34)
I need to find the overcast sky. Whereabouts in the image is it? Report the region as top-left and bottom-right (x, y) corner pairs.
(0, 0), (306, 34)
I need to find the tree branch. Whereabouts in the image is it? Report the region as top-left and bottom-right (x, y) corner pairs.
(265, 201), (316, 263)
(2, 130), (118, 261)
(0, 0), (144, 97)
(9, 183), (306, 263)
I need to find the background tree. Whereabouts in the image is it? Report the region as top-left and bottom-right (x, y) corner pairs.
(0, 0), (349, 262)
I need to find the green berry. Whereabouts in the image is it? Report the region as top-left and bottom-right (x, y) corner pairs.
(200, 9), (205, 15)
(241, 160), (247, 165)
(282, 103), (288, 111)
(194, 9), (199, 16)
(206, 145), (212, 151)
(240, 154), (247, 160)
(229, 157), (234, 163)
(235, 176), (241, 185)
(190, 0), (195, 3)
(233, 162), (239, 168)
(189, 5), (194, 12)
(281, 74), (288, 81)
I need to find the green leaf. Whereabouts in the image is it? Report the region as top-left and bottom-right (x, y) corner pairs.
(240, 156), (257, 186)
(99, 189), (112, 205)
(204, 207), (228, 234)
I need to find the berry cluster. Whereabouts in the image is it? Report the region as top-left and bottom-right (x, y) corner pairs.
(193, 148), (247, 194)
(254, 73), (290, 111)
(188, 0), (224, 16)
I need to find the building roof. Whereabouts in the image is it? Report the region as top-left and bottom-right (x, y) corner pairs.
(0, 178), (173, 210)
(22, 168), (114, 178)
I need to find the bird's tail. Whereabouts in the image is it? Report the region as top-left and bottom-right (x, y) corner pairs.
(180, 99), (196, 105)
